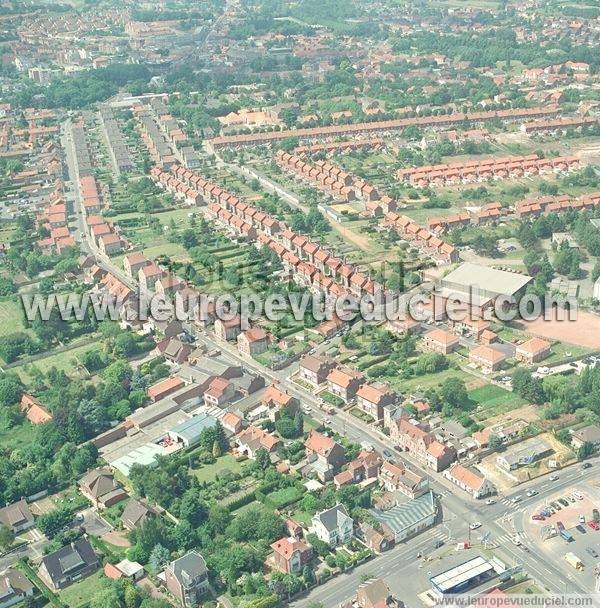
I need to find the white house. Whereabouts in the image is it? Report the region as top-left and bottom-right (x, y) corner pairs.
(444, 464), (495, 499)
(310, 503), (354, 546)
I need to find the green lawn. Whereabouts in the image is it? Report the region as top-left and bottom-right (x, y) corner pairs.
(12, 339), (96, 383)
(469, 384), (526, 420)
(0, 298), (27, 337)
(59, 571), (108, 607)
(191, 453), (251, 484)
(264, 486), (303, 509)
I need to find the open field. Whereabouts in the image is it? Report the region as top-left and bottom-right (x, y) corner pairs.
(516, 310), (600, 350)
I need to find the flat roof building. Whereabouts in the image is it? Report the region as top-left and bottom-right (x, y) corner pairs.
(430, 555), (506, 596)
(167, 413), (218, 447)
(439, 263), (532, 306)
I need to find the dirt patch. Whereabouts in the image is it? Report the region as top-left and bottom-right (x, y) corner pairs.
(486, 404), (539, 427)
(515, 309), (600, 350)
(101, 530), (130, 548)
(327, 217), (372, 251)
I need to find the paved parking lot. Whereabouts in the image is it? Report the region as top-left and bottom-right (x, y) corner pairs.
(524, 484), (600, 591)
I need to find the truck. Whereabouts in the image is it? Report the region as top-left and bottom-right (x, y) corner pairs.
(564, 552), (583, 570)
(560, 529), (574, 542)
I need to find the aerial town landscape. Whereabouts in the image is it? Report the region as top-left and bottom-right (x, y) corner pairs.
(0, 0), (600, 607)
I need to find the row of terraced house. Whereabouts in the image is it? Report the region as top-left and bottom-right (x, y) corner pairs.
(382, 212), (458, 265)
(150, 164), (387, 301)
(398, 153), (580, 188)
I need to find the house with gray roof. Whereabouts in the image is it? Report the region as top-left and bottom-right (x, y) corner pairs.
(78, 469), (128, 508)
(164, 551), (209, 607)
(0, 568), (35, 608)
(370, 491), (437, 544)
(120, 498), (155, 531)
(38, 538), (99, 590)
(310, 503), (354, 546)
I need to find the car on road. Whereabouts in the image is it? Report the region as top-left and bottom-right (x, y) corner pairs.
(382, 449), (394, 460)
(511, 496), (522, 504)
(469, 522), (482, 530)
(549, 474), (559, 481)
(512, 535), (521, 546)
(582, 462), (592, 469)
(433, 540), (444, 549)
(587, 547), (599, 558)
(526, 490), (538, 497)
(485, 499), (496, 505)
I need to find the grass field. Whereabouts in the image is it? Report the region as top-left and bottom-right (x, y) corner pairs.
(0, 298), (27, 337)
(191, 453), (251, 484)
(12, 339), (96, 383)
(59, 571), (107, 607)
(469, 384), (527, 420)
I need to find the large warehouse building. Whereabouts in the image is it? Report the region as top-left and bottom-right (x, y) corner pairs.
(439, 263), (533, 309)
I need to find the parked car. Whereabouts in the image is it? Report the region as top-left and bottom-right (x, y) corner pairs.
(551, 501), (562, 510)
(587, 521), (599, 531)
(558, 498), (569, 507)
(573, 492), (584, 500)
(532, 514), (545, 521)
(587, 547), (599, 558)
(382, 449), (394, 460)
(580, 515), (586, 524)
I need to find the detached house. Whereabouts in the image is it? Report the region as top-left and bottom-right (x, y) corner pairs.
(269, 537), (313, 574)
(311, 504), (354, 546)
(515, 337), (552, 364)
(304, 430), (346, 481)
(444, 464), (495, 499)
(38, 539), (99, 591)
(236, 425), (281, 459)
(164, 551), (209, 608)
(79, 469), (127, 508)
(262, 385), (299, 422)
(422, 329), (459, 354)
(0, 499), (34, 534)
(334, 450), (382, 488)
(0, 568), (34, 607)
